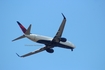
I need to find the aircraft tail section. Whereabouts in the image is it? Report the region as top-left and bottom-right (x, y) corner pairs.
(12, 21), (31, 41)
(25, 24), (31, 34)
(17, 21), (31, 34)
(17, 21), (27, 33)
(12, 35), (25, 41)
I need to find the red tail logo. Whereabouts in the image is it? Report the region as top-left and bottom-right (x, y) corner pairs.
(17, 21), (26, 33)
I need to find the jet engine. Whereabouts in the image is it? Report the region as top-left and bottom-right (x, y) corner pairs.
(46, 48), (54, 53)
(60, 37), (67, 42)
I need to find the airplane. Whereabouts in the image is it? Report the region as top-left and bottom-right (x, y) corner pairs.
(12, 13), (75, 57)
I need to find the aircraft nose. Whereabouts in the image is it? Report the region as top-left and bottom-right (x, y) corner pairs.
(71, 44), (76, 49)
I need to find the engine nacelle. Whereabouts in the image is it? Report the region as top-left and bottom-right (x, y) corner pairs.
(46, 48), (54, 53)
(60, 37), (67, 42)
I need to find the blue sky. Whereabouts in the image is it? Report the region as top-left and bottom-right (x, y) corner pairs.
(1, 0), (105, 70)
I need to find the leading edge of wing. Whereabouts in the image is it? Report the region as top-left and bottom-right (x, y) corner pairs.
(16, 46), (47, 58)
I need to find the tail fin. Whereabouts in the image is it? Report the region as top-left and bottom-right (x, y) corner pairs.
(17, 21), (27, 33)
(12, 21), (31, 42)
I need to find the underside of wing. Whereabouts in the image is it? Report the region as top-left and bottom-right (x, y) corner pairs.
(16, 46), (47, 57)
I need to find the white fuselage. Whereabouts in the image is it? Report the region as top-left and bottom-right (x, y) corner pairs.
(25, 34), (75, 49)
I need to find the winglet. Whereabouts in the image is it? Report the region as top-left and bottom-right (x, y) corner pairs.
(61, 13), (66, 19)
(16, 53), (22, 57)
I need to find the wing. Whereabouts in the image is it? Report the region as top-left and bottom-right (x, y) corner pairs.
(52, 13), (66, 42)
(16, 46), (47, 57)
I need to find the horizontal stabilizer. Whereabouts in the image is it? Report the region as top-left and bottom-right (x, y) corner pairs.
(12, 35), (25, 41)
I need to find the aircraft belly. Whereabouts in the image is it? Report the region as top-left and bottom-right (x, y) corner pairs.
(57, 41), (75, 49)
(37, 40), (74, 49)
(37, 40), (52, 45)
(35, 35), (53, 44)
(57, 43), (73, 49)
(33, 35), (75, 49)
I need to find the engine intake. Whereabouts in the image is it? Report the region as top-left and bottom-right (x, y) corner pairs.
(60, 37), (67, 42)
(46, 48), (54, 53)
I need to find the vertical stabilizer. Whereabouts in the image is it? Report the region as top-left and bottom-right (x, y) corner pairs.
(17, 21), (27, 33)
